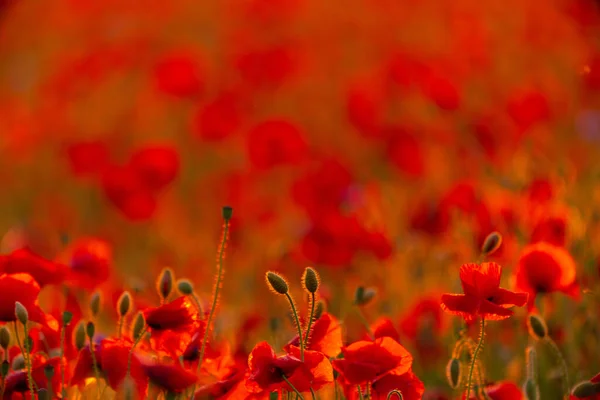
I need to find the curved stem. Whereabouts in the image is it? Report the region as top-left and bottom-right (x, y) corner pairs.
(466, 317), (486, 399)
(303, 293), (316, 347)
(387, 390), (404, 400)
(282, 374), (304, 400)
(191, 220), (230, 399)
(14, 322), (35, 400)
(285, 292), (305, 361)
(546, 338), (569, 399)
(309, 387), (317, 400)
(191, 294), (205, 320)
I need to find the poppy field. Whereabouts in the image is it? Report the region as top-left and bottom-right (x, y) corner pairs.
(2, 0), (600, 399)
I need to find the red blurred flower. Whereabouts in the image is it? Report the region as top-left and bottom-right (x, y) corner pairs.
(65, 140), (111, 177)
(100, 338), (148, 397)
(246, 119), (308, 170)
(283, 313), (343, 357)
(422, 74), (461, 111)
(3, 356), (62, 398)
(463, 381), (523, 399)
(371, 369), (425, 400)
(515, 242), (578, 310)
(129, 145), (180, 192)
(101, 164), (157, 221)
(192, 92), (243, 142)
(441, 262), (528, 321)
(0, 273), (49, 326)
(153, 52), (204, 98)
(0, 248), (67, 287)
(141, 358), (198, 393)
(332, 337), (413, 385)
(70, 344), (101, 387)
(144, 296), (199, 333)
(409, 199), (450, 237)
(384, 126), (425, 178)
(506, 90), (551, 132)
(236, 47), (297, 88)
(530, 216), (567, 247)
(61, 238), (112, 289)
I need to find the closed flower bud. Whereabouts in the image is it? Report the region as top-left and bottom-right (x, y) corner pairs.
(481, 231), (502, 256)
(302, 267), (320, 294)
(132, 312), (146, 340)
(177, 279), (194, 295)
(157, 268), (174, 301)
(0, 360), (8, 378)
(523, 379), (540, 400)
(62, 311), (73, 326)
(527, 314), (548, 340)
(12, 354), (24, 371)
(572, 381), (598, 398)
(14, 302), (28, 325)
(89, 292), (101, 317)
(222, 206), (233, 221)
(314, 300), (326, 320)
(266, 271), (289, 295)
(86, 321), (95, 340)
(37, 389), (49, 400)
(44, 364), (55, 380)
(446, 358), (461, 389)
(118, 291), (132, 318)
(0, 326), (11, 350)
(74, 322), (86, 351)
(354, 286), (376, 306)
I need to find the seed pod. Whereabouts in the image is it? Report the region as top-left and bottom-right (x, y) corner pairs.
(446, 358), (461, 389)
(572, 381), (597, 398)
(266, 272), (289, 295)
(117, 291), (132, 318)
(354, 286), (376, 306)
(177, 279), (194, 295)
(523, 378), (540, 400)
(481, 231), (502, 256)
(157, 268), (174, 301)
(74, 322), (86, 351)
(14, 302), (28, 325)
(302, 267), (320, 294)
(12, 354), (24, 371)
(0, 360), (8, 378)
(62, 311), (73, 326)
(0, 326), (11, 350)
(527, 314), (548, 340)
(44, 364), (55, 380)
(89, 292), (101, 317)
(222, 206), (233, 221)
(37, 389), (49, 400)
(314, 300), (326, 320)
(132, 312), (146, 340)
(86, 321), (95, 340)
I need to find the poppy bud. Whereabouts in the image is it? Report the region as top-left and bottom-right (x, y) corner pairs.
(527, 314), (548, 340)
(222, 206), (233, 221)
(62, 311), (73, 326)
(266, 271), (289, 295)
(572, 381), (597, 398)
(89, 292), (101, 317)
(314, 300), (326, 320)
(12, 354), (24, 371)
(523, 379), (540, 400)
(74, 322), (86, 351)
(177, 279), (194, 295)
(302, 267), (320, 294)
(157, 268), (174, 301)
(14, 302), (28, 325)
(481, 231), (502, 256)
(446, 358), (461, 389)
(86, 321), (95, 340)
(118, 291), (132, 317)
(132, 312), (146, 340)
(354, 286), (376, 306)
(0, 326), (10, 350)
(44, 364), (55, 380)
(0, 360), (8, 378)
(37, 389), (49, 400)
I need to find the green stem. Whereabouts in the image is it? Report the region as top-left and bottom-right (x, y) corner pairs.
(126, 326), (147, 381)
(89, 340), (102, 400)
(355, 307), (373, 339)
(285, 293), (305, 361)
(309, 387), (317, 400)
(282, 375), (304, 400)
(191, 294), (205, 320)
(304, 293), (316, 347)
(60, 321), (67, 399)
(387, 390), (404, 400)
(466, 317), (486, 400)
(191, 220), (230, 398)
(546, 338), (569, 399)
(118, 317), (124, 339)
(14, 322), (35, 400)
(357, 385), (364, 400)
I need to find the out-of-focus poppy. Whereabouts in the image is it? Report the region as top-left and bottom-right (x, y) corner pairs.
(384, 126), (425, 178)
(246, 119), (308, 170)
(370, 369), (425, 400)
(129, 145), (180, 192)
(101, 164), (157, 221)
(283, 313), (343, 358)
(332, 337), (413, 385)
(0, 248), (67, 287)
(400, 297), (444, 363)
(3, 356), (62, 398)
(70, 345), (101, 388)
(61, 238), (112, 289)
(462, 381), (523, 399)
(141, 358), (198, 393)
(441, 263), (528, 321)
(422, 74), (461, 111)
(0, 273), (49, 326)
(100, 338), (148, 397)
(515, 242), (579, 309)
(192, 92), (243, 142)
(236, 47), (297, 89)
(506, 90), (551, 132)
(530, 216), (567, 247)
(153, 52), (204, 98)
(65, 140), (111, 178)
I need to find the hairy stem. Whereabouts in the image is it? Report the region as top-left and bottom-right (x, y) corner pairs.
(303, 293), (316, 347)
(466, 317), (486, 399)
(387, 390), (404, 400)
(14, 322), (35, 400)
(285, 292), (305, 361)
(546, 338), (569, 399)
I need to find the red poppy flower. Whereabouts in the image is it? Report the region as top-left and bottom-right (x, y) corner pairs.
(422, 74), (461, 111)
(100, 338), (148, 397)
(153, 52), (204, 98)
(0, 273), (49, 325)
(246, 119), (308, 170)
(3, 356), (62, 398)
(526, 179), (554, 206)
(370, 369), (425, 400)
(400, 297), (444, 364)
(61, 238), (112, 289)
(182, 320), (221, 362)
(193, 369), (246, 399)
(441, 262), (528, 321)
(284, 313), (342, 358)
(0, 248), (67, 287)
(245, 341), (303, 393)
(141, 358), (198, 393)
(101, 164), (157, 221)
(346, 84), (384, 138)
(506, 90), (551, 132)
(463, 381), (523, 399)
(129, 145), (180, 192)
(65, 140), (111, 177)
(144, 296), (199, 333)
(384, 126), (425, 178)
(530, 216), (567, 247)
(70, 345), (102, 387)
(367, 317), (400, 342)
(409, 199), (450, 237)
(332, 337), (413, 385)
(192, 92), (243, 142)
(285, 346), (333, 392)
(236, 47), (296, 88)
(515, 242), (578, 309)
